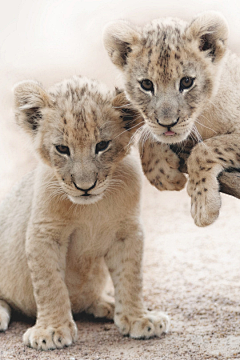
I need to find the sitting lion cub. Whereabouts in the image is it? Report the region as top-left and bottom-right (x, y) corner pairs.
(0, 76), (169, 350)
(104, 11), (240, 227)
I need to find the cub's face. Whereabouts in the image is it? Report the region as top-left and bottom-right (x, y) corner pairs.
(14, 77), (141, 204)
(104, 12), (228, 144)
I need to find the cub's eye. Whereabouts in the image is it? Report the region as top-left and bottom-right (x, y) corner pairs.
(55, 145), (70, 156)
(140, 79), (154, 92)
(179, 77), (194, 92)
(95, 141), (110, 154)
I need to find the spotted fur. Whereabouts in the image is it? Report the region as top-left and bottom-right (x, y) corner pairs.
(104, 11), (240, 226)
(0, 76), (169, 350)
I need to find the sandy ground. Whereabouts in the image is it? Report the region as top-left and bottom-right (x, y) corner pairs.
(0, 148), (240, 360)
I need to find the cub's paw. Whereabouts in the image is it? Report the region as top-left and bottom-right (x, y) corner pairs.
(115, 311), (170, 339)
(146, 165), (187, 191)
(0, 301), (11, 331)
(23, 320), (78, 350)
(86, 296), (115, 320)
(141, 142), (187, 191)
(187, 174), (221, 227)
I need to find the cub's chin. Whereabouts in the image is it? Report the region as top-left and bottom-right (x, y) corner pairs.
(68, 193), (104, 205)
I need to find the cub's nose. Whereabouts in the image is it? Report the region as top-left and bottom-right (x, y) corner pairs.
(73, 179), (97, 193)
(156, 117), (179, 128)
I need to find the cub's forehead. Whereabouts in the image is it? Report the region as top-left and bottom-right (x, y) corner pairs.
(142, 17), (187, 48)
(133, 18), (198, 82)
(49, 75), (110, 98)
(49, 76), (115, 129)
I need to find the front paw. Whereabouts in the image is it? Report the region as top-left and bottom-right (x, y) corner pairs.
(141, 143), (187, 191)
(115, 311), (170, 339)
(147, 166), (187, 191)
(23, 320), (78, 350)
(187, 174), (221, 227)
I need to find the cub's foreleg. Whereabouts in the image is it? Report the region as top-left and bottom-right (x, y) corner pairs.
(23, 224), (77, 350)
(140, 138), (187, 191)
(105, 221), (170, 339)
(187, 134), (240, 226)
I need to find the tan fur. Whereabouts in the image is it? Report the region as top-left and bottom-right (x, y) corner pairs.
(0, 76), (169, 350)
(104, 11), (240, 226)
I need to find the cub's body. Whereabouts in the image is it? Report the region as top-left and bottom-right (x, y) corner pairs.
(0, 76), (169, 350)
(195, 51), (240, 140)
(104, 12), (240, 226)
(0, 156), (140, 317)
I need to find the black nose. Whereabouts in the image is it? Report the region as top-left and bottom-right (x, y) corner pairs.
(73, 179), (97, 194)
(156, 117), (179, 130)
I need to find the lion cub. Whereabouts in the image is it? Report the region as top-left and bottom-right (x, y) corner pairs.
(0, 76), (169, 350)
(104, 11), (240, 227)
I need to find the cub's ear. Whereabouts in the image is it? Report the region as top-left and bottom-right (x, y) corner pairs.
(112, 90), (143, 134)
(14, 80), (52, 136)
(103, 20), (140, 69)
(186, 11), (228, 63)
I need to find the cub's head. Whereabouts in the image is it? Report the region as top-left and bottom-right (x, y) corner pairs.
(104, 11), (228, 144)
(14, 76), (142, 204)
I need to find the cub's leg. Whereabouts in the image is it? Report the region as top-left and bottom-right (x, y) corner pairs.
(187, 134), (240, 226)
(23, 225), (77, 350)
(139, 138), (187, 191)
(105, 222), (170, 339)
(0, 300), (11, 331)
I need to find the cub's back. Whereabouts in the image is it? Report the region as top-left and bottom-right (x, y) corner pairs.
(0, 171), (35, 244)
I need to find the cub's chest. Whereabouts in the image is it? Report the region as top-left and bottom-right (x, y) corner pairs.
(68, 211), (121, 258)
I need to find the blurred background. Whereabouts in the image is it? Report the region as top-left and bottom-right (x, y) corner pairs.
(0, 0), (240, 193)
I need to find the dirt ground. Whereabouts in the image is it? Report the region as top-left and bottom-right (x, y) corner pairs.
(0, 147), (240, 360)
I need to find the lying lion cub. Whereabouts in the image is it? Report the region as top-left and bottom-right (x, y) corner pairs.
(104, 11), (240, 227)
(0, 76), (169, 350)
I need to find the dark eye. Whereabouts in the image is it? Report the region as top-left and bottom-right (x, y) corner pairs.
(95, 141), (110, 154)
(55, 145), (70, 156)
(179, 77), (194, 92)
(140, 79), (154, 92)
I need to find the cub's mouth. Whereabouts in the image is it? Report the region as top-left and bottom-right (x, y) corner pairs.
(145, 117), (193, 144)
(68, 192), (104, 205)
(59, 176), (113, 206)
(151, 128), (191, 144)
(66, 178), (106, 205)
(163, 130), (177, 137)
